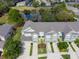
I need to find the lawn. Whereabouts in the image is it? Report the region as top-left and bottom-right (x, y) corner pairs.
(11, 6), (35, 11)
(74, 38), (79, 48)
(0, 14), (17, 25)
(50, 42), (54, 52)
(30, 43), (33, 56)
(13, 27), (22, 41)
(38, 43), (47, 54)
(11, 6), (51, 11)
(62, 54), (70, 59)
(0, 14), (8, 24)
(38, 57), (47, 59)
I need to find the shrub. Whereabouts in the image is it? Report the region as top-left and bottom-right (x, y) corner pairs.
(8, 9), (24, 24)
(58, 42), (69, 52)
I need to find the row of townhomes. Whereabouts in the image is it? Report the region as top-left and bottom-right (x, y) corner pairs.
(0, 24), (13, 55)
(16, 0), (79, 7)
(22, 21), (79, 42)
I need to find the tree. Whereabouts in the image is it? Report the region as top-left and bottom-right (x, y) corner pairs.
(32, 0), (40, 7)
(3, 39), (22, 59)
(55, 11), (75, 22)
(40, 2), (46, 6)
(23, 10), (31, 14)
(39, 9), (55, 22)
(51, 2), (76, 22)
(0, 2), (9, 17)
(51, 2), (67, 14)
(8, 9), (24, 24)
(0, 2), (5, 10)
(0, 0), (15, 7)
(3, 28), (22, 59)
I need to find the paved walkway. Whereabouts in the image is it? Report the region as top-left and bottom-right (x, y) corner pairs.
(53, 43), (60, 52)
(46, 43), (52, 53)
(68, 42), (78, 59)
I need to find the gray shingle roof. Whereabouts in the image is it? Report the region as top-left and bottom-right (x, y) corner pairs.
(0, 41), (4, 49)
(0, 24), (13, 50)
(23, 21), (79, 34)
(0, 24), (13, 37)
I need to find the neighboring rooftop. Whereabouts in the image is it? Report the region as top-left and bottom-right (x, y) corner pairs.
(0, 24), (13, 37)
(0, 41), (4, 51)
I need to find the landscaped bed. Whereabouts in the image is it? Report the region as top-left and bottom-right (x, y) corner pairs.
(58, 42), (69, 52)
(30, 43), (33, 56)
(38, 43), (47, 54)
(3, 27), (22, 59)
(38, 57), (47, 59)
(74, 38), (79, 48)
(50, 42), (54, 52)
(62, 54), (70, 59)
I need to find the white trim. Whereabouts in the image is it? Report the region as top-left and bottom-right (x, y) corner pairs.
(23, 27), (35, 32)
(24, 33), (32, 37)
(0, 35), (5, 41)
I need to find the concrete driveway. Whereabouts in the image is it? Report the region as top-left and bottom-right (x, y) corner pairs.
(17, 41), (31, 59)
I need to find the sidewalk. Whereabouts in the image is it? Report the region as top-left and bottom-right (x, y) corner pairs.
(47, 52), (63, 59)
(68, 42), (78, 59)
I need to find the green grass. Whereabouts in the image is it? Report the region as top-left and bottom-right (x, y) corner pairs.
(38, 57), (47, 59)
(3, 27), (22, 59)
(50, 42), (54, 52)
(38, 47), (47, 54)
(0, 14), (8, 24)
(13, 27), (22, 41)
(38, 44), (47, 54)
(69, 42), (76, 52)
(62, 54), (70, 59)
(0, 14), (17, 25)
(58, 47), (68, 52)
(30, 43), (33, 56)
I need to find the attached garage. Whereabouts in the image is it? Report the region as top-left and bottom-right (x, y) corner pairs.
(32, 33), (38, 42)
(21, 35), (32, 41)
